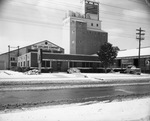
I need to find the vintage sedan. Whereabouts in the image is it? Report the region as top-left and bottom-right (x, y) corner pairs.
(124, 65), (141, 75)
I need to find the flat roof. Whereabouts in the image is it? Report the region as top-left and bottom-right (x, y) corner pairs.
(117, 47), (150, 58)
(31, 52), (100, 62)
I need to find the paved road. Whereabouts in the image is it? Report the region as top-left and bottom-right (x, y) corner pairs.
(0, 83), (150, 110)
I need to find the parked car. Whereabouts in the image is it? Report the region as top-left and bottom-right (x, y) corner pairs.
(67, 68), (81, 74)
(124, 65), (141, 75)
(24, 69), (40, 75)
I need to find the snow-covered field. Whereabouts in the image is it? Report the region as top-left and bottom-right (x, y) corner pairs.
(0, 97), (150, 121)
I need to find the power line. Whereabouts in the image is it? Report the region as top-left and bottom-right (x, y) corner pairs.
(1, 13), (150, 39)
(100, 16), (149, 25)
(99, 9), (150, 21)
(8, 0), (66, 12)
(0, 17), (63, 29)
(2, 17), (148, 40)
(1, 0), (150, 39)
(128, 0), (146, 5)
(44, 0), (81, 9)
(42, 0), (150, 15)
(4, 0), (150, 26)
(99, 2), (150, 15)
(9, 0), (150, 15)
(1, 12), (150, 39)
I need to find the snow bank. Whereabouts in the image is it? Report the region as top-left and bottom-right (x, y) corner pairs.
(84, 73), (150, 82)
(0, 70), (92, 83)
(0, 98), (150, 121)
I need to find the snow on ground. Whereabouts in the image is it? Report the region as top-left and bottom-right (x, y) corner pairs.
(84, 73), (150, 79)
(0, 70), (150, 83)
(0, 97), (150, 121)
(0, 70), (150, 120)
(0, 70), (91, 82)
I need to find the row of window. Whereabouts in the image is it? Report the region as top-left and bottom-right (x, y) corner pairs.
(69, 62), (100, 68)
(18, 61), (51, 67)
(11, 61), (101, 69)
(91, 23), (99, 27)
(18, 61), (29, 67)
(42, 61), (51, 67)
(76, 22), (99, 28)
(72, 30), (103, 36)
(18, 55), (30, 61)
(11, 62), (17, 67)
(10, 57), (15, 61)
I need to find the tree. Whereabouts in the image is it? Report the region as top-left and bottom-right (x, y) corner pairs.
(97, 42), (120, 73)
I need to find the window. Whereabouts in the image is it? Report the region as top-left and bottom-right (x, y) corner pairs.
(90, 63), (93, 67)
(70, 62), (76, 67)
(96, 24), (98, 27)
(70, 62), (73, 67)
(74, 62), (77, 67)
(82, 62), (86, 67)
(10, 57), (15, 61)
(42, 61), (46, 67)
(82, 62), (93, 67)
(11, 62), (17, 67)
(46, 61), (50, 67)
(91, 23), (93, 26)
(85, 62), (90, 67)
(27, 61), (29, 67)
(97, 63), (100, 67)
(42, 61), (50, 67)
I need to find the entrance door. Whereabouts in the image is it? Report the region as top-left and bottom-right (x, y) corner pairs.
(57, 61), (62, 72)
(134, 59), (138, 67)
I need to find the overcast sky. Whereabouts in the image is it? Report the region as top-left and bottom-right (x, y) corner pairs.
(0, 0), (150, 54)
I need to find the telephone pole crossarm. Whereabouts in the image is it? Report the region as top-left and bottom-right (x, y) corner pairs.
(136, 27), (145, 68)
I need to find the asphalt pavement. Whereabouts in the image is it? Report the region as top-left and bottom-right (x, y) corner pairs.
(0, 83), (150, 111)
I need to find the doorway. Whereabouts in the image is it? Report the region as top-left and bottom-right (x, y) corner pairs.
(134, 59), (138, 67)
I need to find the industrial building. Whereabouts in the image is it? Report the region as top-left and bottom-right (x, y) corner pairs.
(0, 0), (107, 71)
(116, 47), (150, 73)
(62, 12), (107, 55)
(0, 40), (101, 72)
(0, 0), (150, 73)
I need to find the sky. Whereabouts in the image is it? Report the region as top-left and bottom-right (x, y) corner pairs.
(0, 0), (150, 54)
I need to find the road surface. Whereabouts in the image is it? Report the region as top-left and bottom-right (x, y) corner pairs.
(0, 83), (150, 110)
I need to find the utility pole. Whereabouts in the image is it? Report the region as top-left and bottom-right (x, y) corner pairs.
(136, 27), (145, 68)
(17, 46), (20, 56)
(8, 45), (10, 70)
(7, 45), (20, 70)
(37, 48), (43, 74)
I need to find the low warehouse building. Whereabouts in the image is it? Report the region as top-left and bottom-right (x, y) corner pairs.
(115, 47), (150, 73)
(0, 40), (100, 72)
